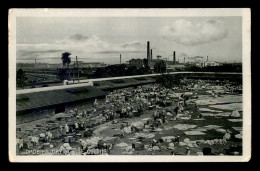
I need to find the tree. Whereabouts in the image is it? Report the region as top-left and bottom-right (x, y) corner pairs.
(17, 68), (27, 89)
(61, 52), (72, 80)
(61, 52), (71, 68)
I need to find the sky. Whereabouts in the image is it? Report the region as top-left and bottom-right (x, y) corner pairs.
(16, 17), (242, 64)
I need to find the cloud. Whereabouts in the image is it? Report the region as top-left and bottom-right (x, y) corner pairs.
(121, 41), (144, 48)
(160, 19), (227, 46)
(17, 34), (146, 62)
(16, 48), (66, 61)
(69, 34), (89, 41)
(94, 50), (144, 54)
(19, 49), (64, 56)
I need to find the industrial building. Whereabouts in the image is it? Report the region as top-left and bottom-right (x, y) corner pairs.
(128, 58), (146, 68)
(126, 41), (186, 72)
(145, 41), (185, 71)
(184, 56), (221, 68)
(204, 61), (220, 67)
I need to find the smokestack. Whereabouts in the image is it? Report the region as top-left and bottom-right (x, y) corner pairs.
(151, 49), (153, 60)
(173, 51), (176, 64)
(120, 54), (121, 64)
(184, 57), (185, 64)
(207, 56), (208, 61)
(147, 41), (150, 61)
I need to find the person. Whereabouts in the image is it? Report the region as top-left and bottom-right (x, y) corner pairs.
(195, 103), (198, 109)
(74, 121), (79, 131)
(82, 110), (86, 118)
(211, 91), (215, 97)
(80, 121), (85, 130)
(64, 124), (69, 134)
(18, 138), (23, 151)
(59, 125), (63, 133)
(137, 108), (143, 116)
(74, 108), (78, 115)
(121, 107), (127, 118)
(31, 136), (39, 146)
(186, 147), (191, 155)
(61, 126), (67, 136)
(84, 127), (92, 137)
(153, 110), (158, 120)
(174, 106), (179, 115)
(162, 111), (166, 123)
(183, 98), (187, 106)
(178, 102), (184, 112)
(93, 98), (98, 107)
(46, 130), (52, 142)
(79, 139), (88, 154)
(172, 136), (180, 144)
(151, 139), (157, 147)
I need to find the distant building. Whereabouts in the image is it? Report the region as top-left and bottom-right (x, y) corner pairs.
(185, 56), (204, 67)
(128, 58), (145, 68)
(166, 64), (185, 72)
(148, 59), (164, 70)
(78, 62), (107, 68)
(16, 63), (62, 70)
(204, 61), (220, 67)
(16, 62), (107, 70)
(16, 63), (35, 70)
(46, 63), (63, 69)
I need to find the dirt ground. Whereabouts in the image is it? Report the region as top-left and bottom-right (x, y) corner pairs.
(16, 79), (243, 156)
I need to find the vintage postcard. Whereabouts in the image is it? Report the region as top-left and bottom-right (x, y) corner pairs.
(8, 8), (251, 162)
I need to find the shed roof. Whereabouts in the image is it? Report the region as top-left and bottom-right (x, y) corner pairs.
(16, 86), (106, 112)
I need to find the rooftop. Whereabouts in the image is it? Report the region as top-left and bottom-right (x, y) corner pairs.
(16, 86), (106, 112)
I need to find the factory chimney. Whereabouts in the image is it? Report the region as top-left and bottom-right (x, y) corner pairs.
(120, 54), (121, 64)
(173, 51), (176, 64)
(207, 56), (208, 61)
(184, 57), (185, 64)
(151, 49), (153, 60)
(147, 41), (150, 61)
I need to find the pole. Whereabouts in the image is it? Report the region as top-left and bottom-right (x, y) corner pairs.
(173, 51), (176, 64)
(34, 59), (36, 76)
(76, 56), (79, 83)
(72, 61), (75, 83)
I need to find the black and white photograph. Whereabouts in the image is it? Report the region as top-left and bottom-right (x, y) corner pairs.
(8, 8), (251, 162)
